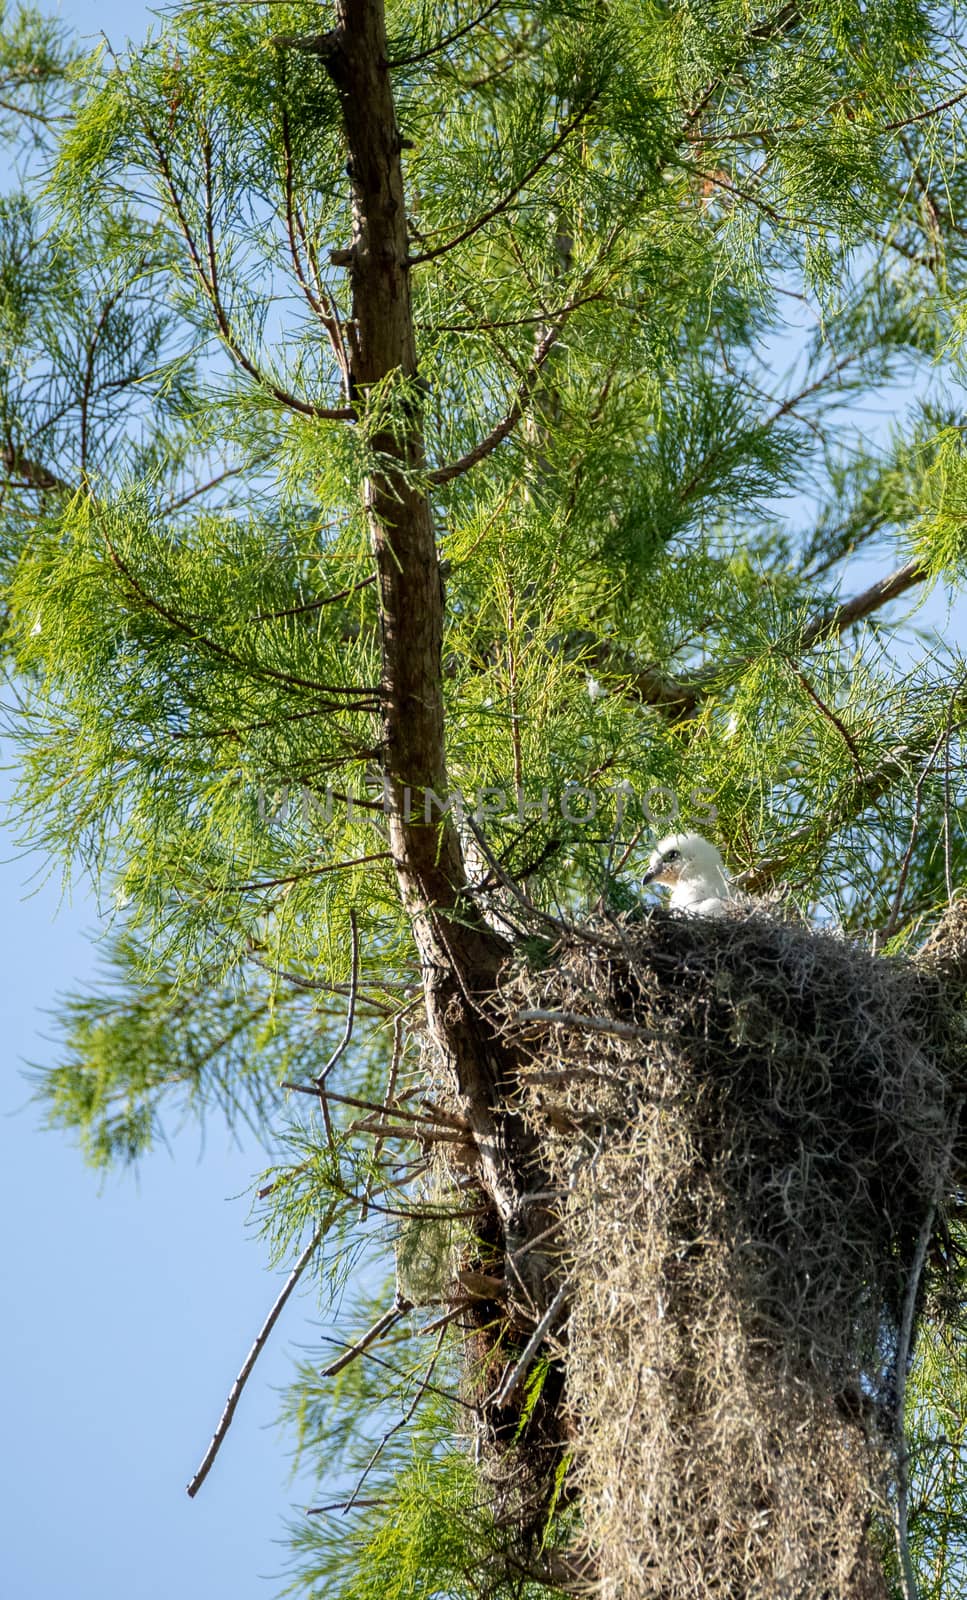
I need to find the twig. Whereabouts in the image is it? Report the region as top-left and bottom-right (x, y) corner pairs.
(944, 690), (957, 904)
(0, 444), (71, 493)
(790, 663), (865, 777)
(803, 558), (927, 647)
(417, 1299), (477, 1336)
(348, 1117), (470, 1145)
(315, 909), (360, 1139)
(428, 320), (566, 485)
(605, 555), (929, 726)
(282, 1081), (470, 1130)
(257, 1158), (310, 1201)
(246, 948), (393, 1011)
(305, 1496), (386, 1516)
(321, 1293), (414, 1379)
(492, 1280), (569, 1406)
(408, 98), (596, 265)
(163, 462), (257, 515)
(227, 854), (391, 893)
(883, 84), (967, 132)
(462, 814), (580, 938)
(386, 0), (504, 68)
(318, 1331), (475, 1410)
(138, 108), (352, 422)
(186, 1218), (327, 1496)
(342, 1326), (448, 1512)
(256, 574), (377, 620)
(364, 1013), (404, 1219)
(516, 1007), (654, 1041)
(882, 724), (950, 941)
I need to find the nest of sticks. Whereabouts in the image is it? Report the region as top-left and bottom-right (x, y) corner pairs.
(448, 903), (967, 1599)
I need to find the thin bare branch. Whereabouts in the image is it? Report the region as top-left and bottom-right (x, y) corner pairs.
(224, 853), (392, 893)
(341, 1325), (448, 1511)
(789, 663), (865, 776)
(492, 1279), (569, 1406)
(517, 1007), (655, 1041)
(139, 109), (351, 421)
(803, 559), (927, 647)
(1, 444), (70, 493)
(884, 85), (967, 133)
(320, 1293), (413, 1379)
(186, 1217), (327, 1496)
(162, 463), (257, 515)
(316, 908), (360, 1093)
(255, 574), (377, 620)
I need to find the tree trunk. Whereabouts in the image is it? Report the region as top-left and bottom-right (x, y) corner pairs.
(302, 0), (551, 1289)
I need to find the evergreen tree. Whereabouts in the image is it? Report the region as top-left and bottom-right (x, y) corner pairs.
(4, 0), (967, 1592)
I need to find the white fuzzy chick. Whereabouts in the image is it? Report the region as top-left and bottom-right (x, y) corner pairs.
(641, 832), (733, 917)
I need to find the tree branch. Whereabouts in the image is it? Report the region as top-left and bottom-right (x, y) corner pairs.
(602, 555), (931, 726)
(428, 320), (566, 485)
(0, 443), (70, 493)
(386, 1), (505, 69)
(139, 110), (352, 422)
(408, 96), (597, 266)
(186, 1217), (327, 1496)
(801, 558), (927, 647)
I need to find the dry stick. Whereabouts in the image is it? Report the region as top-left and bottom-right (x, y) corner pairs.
(492, 1279), (569, 1407)
(283, 1081), (470, 1130)
(348, 1117), (470, 1145)
(414, 1097), (471, 1132)
(893, 1094), (965, 1600)
(257, 1159), (310, 1201)
(306, 1496), (386, 1517)
(246, 947), (392, 1010)
(517, 1007), (655, 1041)
(321, 1294), (414, 1379)
(319, 1329), (477, 1411)
(418, 1298), (477, 1337)
(186, 1218), (327, 1497)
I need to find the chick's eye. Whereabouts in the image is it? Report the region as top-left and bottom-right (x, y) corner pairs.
(665, 850), (680, 862)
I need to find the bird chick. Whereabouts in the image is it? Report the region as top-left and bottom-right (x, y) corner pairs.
(642, 832), (732, 916)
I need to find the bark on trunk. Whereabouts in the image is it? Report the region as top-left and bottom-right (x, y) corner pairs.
(311, 0), (548, 1279)
(277, 8), (572, 1566)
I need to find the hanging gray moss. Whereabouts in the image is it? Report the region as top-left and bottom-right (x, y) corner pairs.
(439, 903), (967, 1600)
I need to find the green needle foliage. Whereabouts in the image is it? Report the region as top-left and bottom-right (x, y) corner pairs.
(4, 0), (967, 1593)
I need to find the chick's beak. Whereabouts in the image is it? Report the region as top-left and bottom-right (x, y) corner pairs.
(641, 865), (660, 886)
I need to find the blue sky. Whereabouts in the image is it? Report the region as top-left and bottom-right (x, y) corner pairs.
(3, 4), (967, 1597)
(0, 5), (323, 1597)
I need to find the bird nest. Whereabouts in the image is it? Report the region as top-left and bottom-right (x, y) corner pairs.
(474, 904), (967, 1600)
